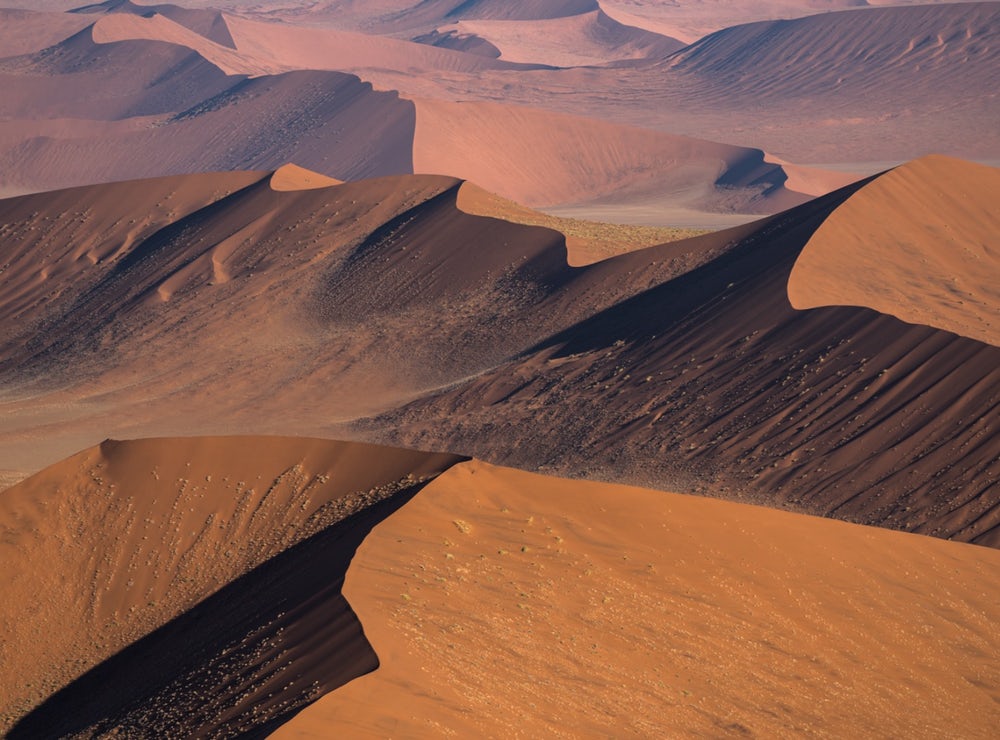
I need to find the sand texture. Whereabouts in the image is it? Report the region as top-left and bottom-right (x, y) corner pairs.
(789, 155), (1000, 347)
(1, 158), (997, 547)
(0, 1), (997, 735)
(279, 460), (1000, 737)
(0, 436), (464, 736)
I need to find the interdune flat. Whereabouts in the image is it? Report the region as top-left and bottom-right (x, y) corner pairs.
(274, 459), (1000, 738)
(789, 155), (1000, 347)
(0, 436), (464, 736)
(455, 181), (709, 265)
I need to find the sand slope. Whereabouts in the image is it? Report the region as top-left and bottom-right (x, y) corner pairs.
(0, 28), (417, 194)
(3, 444), (996, 737)
(408, 2), (1000, 165)
(412, 97), (836, 212)
(1, 160), (996, 547)
(364, 160), (1000, 546)
(789, 155), (1000, 347)
(276, 459), (1000, 737)
(0, 14), (843, 219)
(0, 8), (94, 59)
(0, 169), (574, 473)
(75, 0), (237, 47)
(0, 436), (463, 736)
(420, 10), (684, 67)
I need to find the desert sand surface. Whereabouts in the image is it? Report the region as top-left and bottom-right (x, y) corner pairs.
(401, 2), (1000, 165)
(0, 12), (843, 222)
(1, 159), (996, 546)
(365, 158), (1000, 546)
(3, 443), (997, 737)
(0, 435), (464, 736)
(412, 97), (848, 213)
(455, 181), (709, 265)
(789, 155), (1000, 347)
(419, 9), (684, 67)
(274, 459), (1000, 738)
(1, 0), (998, 736)
(1, 1), (992, 217)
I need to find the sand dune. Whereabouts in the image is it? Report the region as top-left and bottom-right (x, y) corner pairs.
(220, 13), (521, 76)
(0, 17), (836, 220)
(412, 97), (831, 212)
(0, 169), (575, 472)
(275, 459), (1000, 738)
(599, 0), (972, 42)
(0, 436), (463, 736)
(419, 10), (683, 67)
(0, 29), (417, 194)
(362, 160), (1000, 546)
(3, 441), (996, 736)
(269, 163), (344, 192)
(0, 8), (94, 58)
(75, 0), (237, 47)
(662, 2), (1000, 102)
(409, 2), (999, 165)
(789, 155), (1000, 347)
(1, 160), (996, 546)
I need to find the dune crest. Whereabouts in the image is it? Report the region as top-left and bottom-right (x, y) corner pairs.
(788, 155), (1000, 347)
(275, 459), (1000, 737)
(270, 164), (343, 192)
(423, 10), (684, 67)
(0, 436), (463, 736)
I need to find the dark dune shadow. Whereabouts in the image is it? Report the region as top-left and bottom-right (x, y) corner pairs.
(8, 480), (436, 739)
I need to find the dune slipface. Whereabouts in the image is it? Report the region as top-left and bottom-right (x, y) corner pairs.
(1, 159), (997, 545)
(274, 460), (1000, 738)
(0, 436), (464, 736)
(366, 157), (1000, 546)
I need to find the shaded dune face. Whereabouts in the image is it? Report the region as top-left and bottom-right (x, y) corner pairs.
(0, 436), (464, 736)
(277, 459), (1000, 738)
(365, 160), (1000, 546)
(0, 161), (996, 549)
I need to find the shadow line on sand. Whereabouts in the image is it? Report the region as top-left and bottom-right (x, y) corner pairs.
(8, 477), (444, 739)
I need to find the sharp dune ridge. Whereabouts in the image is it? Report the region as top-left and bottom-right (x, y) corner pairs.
(1, 156), (997, 546)
(0, 436), (465, 736)
(0, 13), (845, 220)
(1, 1), (998, 736)
(1, 438), (997, 736)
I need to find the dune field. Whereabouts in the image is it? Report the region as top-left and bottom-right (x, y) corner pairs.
(0, 0), (997, 737)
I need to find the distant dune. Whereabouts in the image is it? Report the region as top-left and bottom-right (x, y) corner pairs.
(3, 2), (991, 206)
(416, 10), (684, 67)
(1, 159), (996, 546)
(403, 2), (1000, 164)
(412, 98), (836, 212)
(0, 16), (854, 219)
